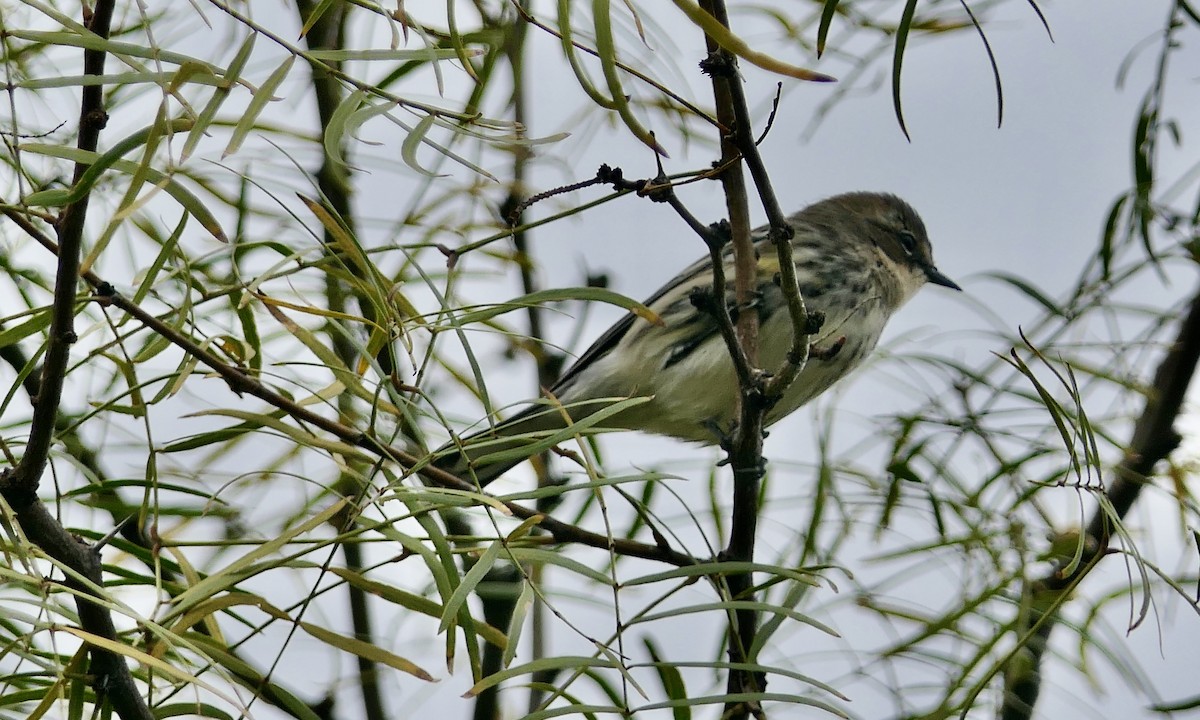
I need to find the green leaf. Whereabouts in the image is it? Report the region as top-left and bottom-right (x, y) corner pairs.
(298, 0), (339, 38)
(0, 308), (52, 349)
(21, 139), (226, 241)
(154, 703), (236, 719)
(306, 48), (475, 61)
(501, 580), (535, 669)
(817, 0), (841, 57)
(22, 118), (194, 207)
(162, 499), (349, 622)
(183, 32), (257, 161)
(891, 0), (921, 140)
(643, 637), (690, 720)
(400, 113), (443, 177)
(452, 287), (660, 327)
(223, 55), (296, 158)
(595, 0), (667, 156)
(439, 540), (503, 633)
(984, 272), (1065, 317)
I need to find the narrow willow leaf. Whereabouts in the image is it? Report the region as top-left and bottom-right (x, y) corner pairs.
(439, 540), (503, 633)
(624, 561), (819, 587)
(464, 656), (621, 697)
(163, 499), (348, 622)
(234, 295), (262, 373)
(324, 88), (368, 168)
(183, 32), (257, 161)
(1025, 0), (1055, 40)
(7, 29), (223, 73)
(1003, 349), (1081, 481)
(636, 692), (847, 717)
(400, 113), (444, 177)
(223, 55), (296, 158)
(892, 0), (921, 140)
(323, 565), (508, 649)
(670, 0), (836, 82)
(187, 634), (322, 720)
(594, 0), (667, 156)
(984, 272), (1065, 317)
(0, 308), (52, 349)
(500, 581), (535, 669)
(296, 617), (437, 680)
(445, 0), (480, 82)
(169, 593), (267, 636)
(298, 0), (338, 38)
(466, 397), (651, 468)
(131, 213), (187, 305)
(958, 0), (1003, 128)
(628, 600), (838, 637)
(306, 48), (476, 61)
(159, 411), (285, 453)
(642, 638), (690, 720)
(1100, 193), (1130, 278)
(22, 117), (193, 207)
(343, 96), (397, 146)
(17, 71), (225, 89)
(506, 548), (613, 584)
(558, 0), (617, 110)
(189, 408), (372, 460)
(56, 627), (235, 704)
(452, 287), (660, 327)
(21, 142), (225, 241)
(153, 704), (236, 719)
(817, 0), (841, 57)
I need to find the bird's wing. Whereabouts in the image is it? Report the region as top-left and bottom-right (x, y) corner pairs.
(549, 252), (713, 393)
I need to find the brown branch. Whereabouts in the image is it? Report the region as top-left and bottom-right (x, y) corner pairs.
(692, 2), (825, 716)
(0, 4), (154, 719)
(694, 3), (769, 718)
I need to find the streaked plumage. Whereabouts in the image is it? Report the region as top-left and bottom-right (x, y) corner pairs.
(436, 192), (959, 485)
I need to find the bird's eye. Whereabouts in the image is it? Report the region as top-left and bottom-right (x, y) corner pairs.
(896, 230), (917, 254)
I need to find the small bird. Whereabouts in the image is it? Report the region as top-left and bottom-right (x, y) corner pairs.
(436, 192), (959, 485)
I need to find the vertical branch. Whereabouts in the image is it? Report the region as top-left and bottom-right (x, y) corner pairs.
(694, 2), (766, 716)
(294, 4), (386, 720)
(1001, 285), (1200, 720)
(478, 10), (551, 719)
(692, 4), (820, 716)
(0, 3), (154, 719)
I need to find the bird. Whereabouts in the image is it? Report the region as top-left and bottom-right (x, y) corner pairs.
(434, 192), (960, 486)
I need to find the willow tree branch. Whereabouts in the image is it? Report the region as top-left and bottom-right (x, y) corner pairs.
(693, 3), (770, 717)
(0, 3), (153, 719)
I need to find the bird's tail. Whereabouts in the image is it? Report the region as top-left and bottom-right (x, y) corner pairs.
(431, 399), (624, 486)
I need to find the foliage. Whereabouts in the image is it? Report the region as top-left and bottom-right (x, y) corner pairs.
(1, 2), (1198, 720)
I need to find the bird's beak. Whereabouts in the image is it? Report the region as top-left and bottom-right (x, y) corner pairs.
(924, 266), (962, 291)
